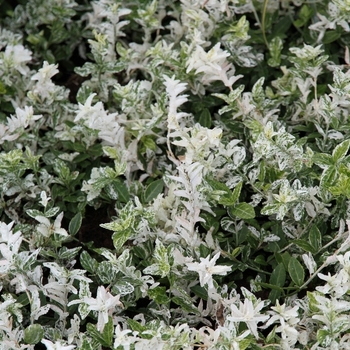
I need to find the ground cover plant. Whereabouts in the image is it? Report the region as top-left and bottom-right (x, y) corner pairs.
(2, 0), (350, 348)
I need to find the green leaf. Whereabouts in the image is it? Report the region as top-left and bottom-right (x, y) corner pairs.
(259, 282), (284, 292)
(97, 261), (117, 284)
(190, 285), (208, 300)
(230, 181), (243, 206)
(206, 177), (231, 193)
(153, 239), (171, 277)
(199, 243), (211, 258)
(148, 286), (170, 304)
(26, 209), (44, 219)
(332, 139), (350, 163)
(317, 329), (332, 347)
(103, 146), (119, 159)
(142, 136), (157, 151)
(86, 317), (113, 347)
(75, 62), (96, 77)
(126, 319), (151, 339)
(113, 280), (134, 296)
(254, 255), (268, 266)
(293, 239), (315, 253)
(312, 153), (334, 167)
(58, 246), (81, 261)
(309, 224), (322, 253)
(106, 180), (130, 202)
(80, 251), (99, 274)
(293, 4), (314, 27)
(270, 263), (286, 287)
(24, 324), (44, 344)
(112, 229), (132, 251)
(198, 108), (212, 128)
(268, 263), (286, 303)
(144, 179), (164, 203)
(320, 165), (337, 188)
(230, 247), (242, 259)
(265, 325), (277, 344)
(268, 36), (283, 67)
(323, 30), (341, 44)
(261, 203), (281, 216)
(288, 257), (304, 287)
(229, 202), (255, 219)
(275, 251), (291, 271)
(79, 336), (95, 350)
(69, 212), (82, 236)
(0, 81), (6, 94)
(307, 291), (320, 313)
(172, 296), (200, 315)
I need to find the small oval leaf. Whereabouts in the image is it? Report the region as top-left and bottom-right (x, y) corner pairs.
(309, 224), (322, 253)
(144, 179), (164, 203)
(24, 324), (44, 344)
(229, 202), (255, 219)
(198, 108), (212, 128)
(288, 257), (305, 287)
(69, 212), (82, 236)
(270, 263), (286, 287)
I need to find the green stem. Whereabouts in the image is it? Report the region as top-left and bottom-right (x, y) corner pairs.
(300, 231), (349, 290)
(261, 0), (269, 48)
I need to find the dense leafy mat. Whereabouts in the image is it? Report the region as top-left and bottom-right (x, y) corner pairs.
(1, 0), (350, 349)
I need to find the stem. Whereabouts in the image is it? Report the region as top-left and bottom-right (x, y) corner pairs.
(261, 0), (269, 48)
(278, 216), (316, 254)
(300, 231), (349, 290)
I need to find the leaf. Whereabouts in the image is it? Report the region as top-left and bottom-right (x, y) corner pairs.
(106, 181), (130, 202)
(312, 153), (334, 167)
(259, 282), (284, 292)
(309, 224), (322, 253)
(97, 261), (117, 284)
(198, 108), (212, 128)
(288, 257), (304, 287)
(126, 319), (151, 338)
(332, 139), (350, 163)
(268, 36), (283, 67)
(268, 262), (285, 303)
(190, 285), (208, 300)
(229, 202), (255, 219)
(230, 181), (243, 206)
(265, 325), (277, 344)
(320, 165), (337, 188)
(86, 317), (113, 347)
(261, 203), (281, 216)
(69, 212), (82, 236)
(317, 329), (332, 347)
(323, 30), (341, 44)
(58, 246), (81, 261)
(144, 179), (164, 202)
(24, 324), (44, 344)
(148, 286), (171, 304)
(80, 250), (99, 274)
(172, 296), (200, 315)
(307, 291), (320, 313)
(112, 229), (132, 251)
(293, 239), (315, 253)
(275, 251), (291, 271)
(79, 336), (95, 350)
(142, 136), (157, 151)
(75, 62), (96, 77)
(270, 263), (286, 287)
(199, 243), (211, 259)
(26, 209), (44, 219)
(112, 280), (134, 296)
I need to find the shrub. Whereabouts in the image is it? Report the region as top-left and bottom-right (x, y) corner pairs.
(1, 0), (350, 349)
